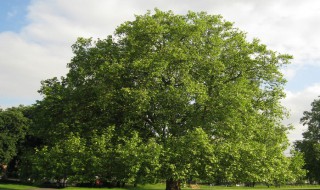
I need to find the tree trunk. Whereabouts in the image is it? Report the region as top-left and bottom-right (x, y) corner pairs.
(166, 178), (181, 190)
(0, 164), (7, 180)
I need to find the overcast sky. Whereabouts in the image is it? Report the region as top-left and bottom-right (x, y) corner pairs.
(1, 0), (320, 145)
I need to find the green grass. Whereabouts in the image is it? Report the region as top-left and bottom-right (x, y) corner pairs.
(0, 183), (36, 190)
(1, 183), (320, 190)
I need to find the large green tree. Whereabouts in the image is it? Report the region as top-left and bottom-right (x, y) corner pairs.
(29, 10), (292, 190)
(295, 97), (320, 183)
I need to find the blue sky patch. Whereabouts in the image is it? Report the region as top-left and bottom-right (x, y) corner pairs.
(0, 0), (31, 32)
(285, 65), (320, 92)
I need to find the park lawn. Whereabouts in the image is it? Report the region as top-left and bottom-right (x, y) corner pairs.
(0, 183), (36, 190)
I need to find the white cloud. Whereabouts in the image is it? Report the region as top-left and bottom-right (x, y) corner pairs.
(0, 32), (69, 101)
(282, 84), (320, 144)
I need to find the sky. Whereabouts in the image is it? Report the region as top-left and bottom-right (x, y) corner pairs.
(1, 0), (320, 146)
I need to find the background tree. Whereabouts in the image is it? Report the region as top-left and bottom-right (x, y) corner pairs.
(27, 9), (292, 189)
(0, 106), (29, 179)
(295, 97), (320, 184)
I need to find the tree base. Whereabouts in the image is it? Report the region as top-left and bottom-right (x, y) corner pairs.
(166, 179), (181, 190)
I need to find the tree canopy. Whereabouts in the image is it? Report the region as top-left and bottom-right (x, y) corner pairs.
(20, 9), (297, 189)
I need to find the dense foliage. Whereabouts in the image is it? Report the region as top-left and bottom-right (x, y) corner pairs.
(1, 10), (305, 190)
(0, 106), (29, 179)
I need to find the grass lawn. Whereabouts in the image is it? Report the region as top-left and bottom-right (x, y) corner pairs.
(1, 183), (320, 190)
(0, 183), (36, 190)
